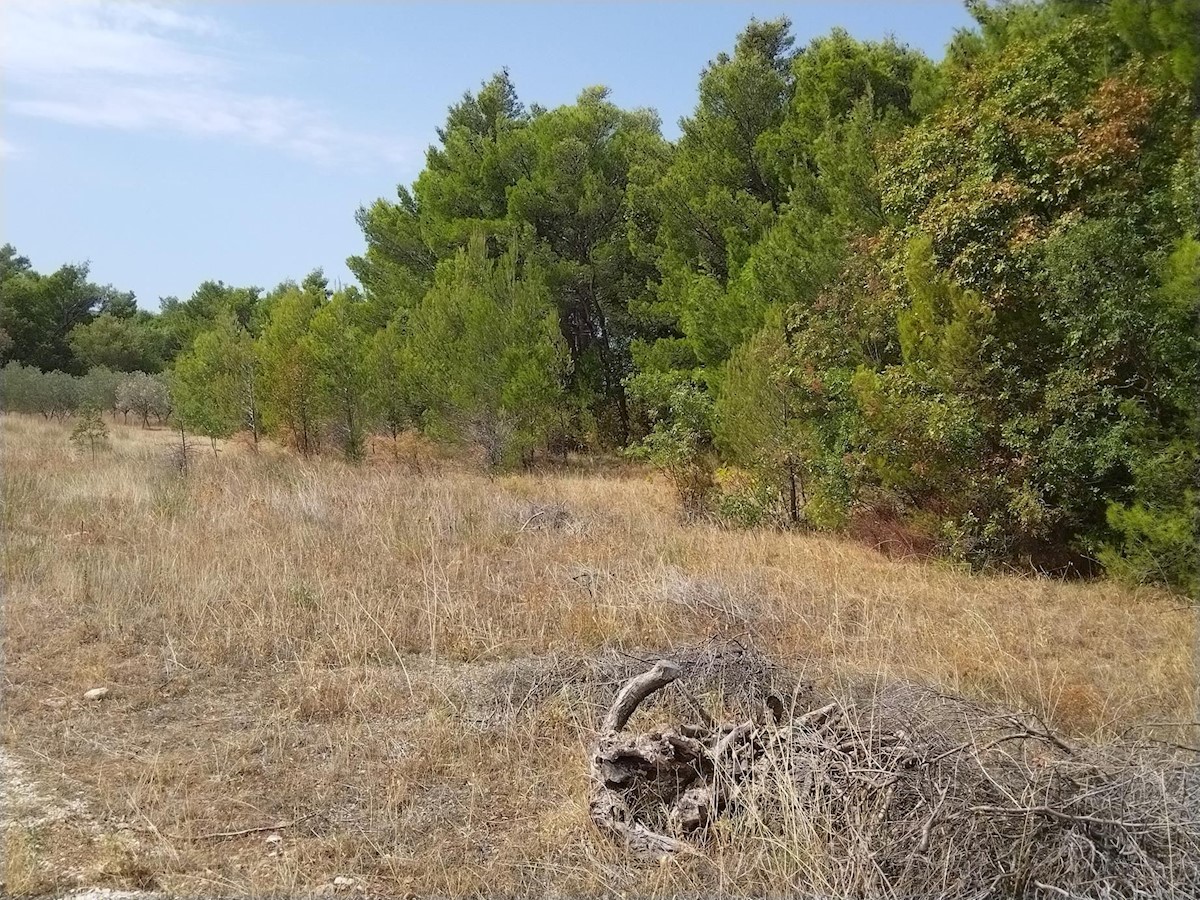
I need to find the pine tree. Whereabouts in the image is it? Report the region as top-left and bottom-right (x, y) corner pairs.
(256, 288), (324, 455)
(410, 233), (568, 467)
(306, 289), (372, 460)
(715, 311), (810, 525)
(171, 312), (256, 453)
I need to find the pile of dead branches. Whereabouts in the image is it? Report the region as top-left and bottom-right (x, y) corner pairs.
(589, 658), (1200, 898)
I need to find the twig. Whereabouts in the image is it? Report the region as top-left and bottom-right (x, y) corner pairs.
(1132, 736), (1200, 754)
(673, 681), (715, 728)
(1034, 882), (1078, 898)
(916, 784), (950, 854)
(518, 509), (546, 532)
(182, 812), (317, 841)
(929, 729), (1077, 765)
(969, 805), (1194, 829)
(614, 648), (654, 665)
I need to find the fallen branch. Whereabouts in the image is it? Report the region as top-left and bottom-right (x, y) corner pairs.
(181, 812), (317, 842)
(518, 510), (546, 532)
(967, 805), (1198, 830)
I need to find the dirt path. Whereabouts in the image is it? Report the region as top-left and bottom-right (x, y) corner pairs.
(1, 746), (160, 900)
(1, 745), (82, 827)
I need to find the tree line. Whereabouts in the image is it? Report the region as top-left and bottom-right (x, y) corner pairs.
(2, 0), (1197, 591)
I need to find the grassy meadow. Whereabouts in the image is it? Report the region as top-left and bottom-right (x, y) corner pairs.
(2, 413), (1195, 897)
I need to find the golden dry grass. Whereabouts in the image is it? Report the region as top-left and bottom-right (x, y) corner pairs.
(2, 413), (1195, 897)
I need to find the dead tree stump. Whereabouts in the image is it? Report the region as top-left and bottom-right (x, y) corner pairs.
(585, 656), (1200, 897)
(587, 659), (765, 857)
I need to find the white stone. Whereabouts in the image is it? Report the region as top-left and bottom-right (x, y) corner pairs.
(83, 687), (109, 701)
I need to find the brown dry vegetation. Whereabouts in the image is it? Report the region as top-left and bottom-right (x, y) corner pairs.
(2, 413), (1195, 898)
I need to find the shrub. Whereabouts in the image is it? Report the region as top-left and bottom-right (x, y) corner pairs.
(70, 407), (109, 460)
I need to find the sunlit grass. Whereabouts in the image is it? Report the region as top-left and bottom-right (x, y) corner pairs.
(2, 412), (1193, 897)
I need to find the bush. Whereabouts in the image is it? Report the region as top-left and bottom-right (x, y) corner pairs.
(628, 381), (716, 520)
(715, 470), (778, 528)
(70, 408), (109, 460)
(1100, 500), (1198, 596)
(79, 366), (122, 415)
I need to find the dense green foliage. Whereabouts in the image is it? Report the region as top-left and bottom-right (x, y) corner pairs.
(0, 244), (152, 374)
(172, 311), (259, 449)
(406, 235), (569, 465)
(2, 0), (1196, 590)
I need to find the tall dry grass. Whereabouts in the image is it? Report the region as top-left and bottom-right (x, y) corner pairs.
(2, 413), (1195, 897)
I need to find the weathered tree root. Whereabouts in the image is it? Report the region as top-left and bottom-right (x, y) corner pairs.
(586, 657), (1200, 898)
(587, 658), (769, 857)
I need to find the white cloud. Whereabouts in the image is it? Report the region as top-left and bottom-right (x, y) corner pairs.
(3, 0), (220, 80)
(0, 138), (18, 158)
(0, 1), (413, 167)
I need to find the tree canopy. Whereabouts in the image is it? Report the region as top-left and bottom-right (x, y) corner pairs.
(5, 0), (1197, 591)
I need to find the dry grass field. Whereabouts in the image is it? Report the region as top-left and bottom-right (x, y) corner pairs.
(2, 413), (1195, 897)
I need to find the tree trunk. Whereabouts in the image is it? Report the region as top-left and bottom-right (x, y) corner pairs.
(245, 369), (260, 450)
(584, 274), (629, 445)
(787, 457), (799, 526)
(178, 421), (190, 475)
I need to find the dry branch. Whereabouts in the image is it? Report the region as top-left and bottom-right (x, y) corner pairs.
(600, 659), (680, 733)
(586, 656), (1200, 894)
(178, 812), (317, 841)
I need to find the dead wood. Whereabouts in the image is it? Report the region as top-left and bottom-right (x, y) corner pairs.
(600, 659), (681, 733)
(175, 812), (317, 841)
(586, 654), (1200, 895)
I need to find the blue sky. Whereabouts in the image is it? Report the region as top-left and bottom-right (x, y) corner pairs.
(2, 2), (976, 310)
